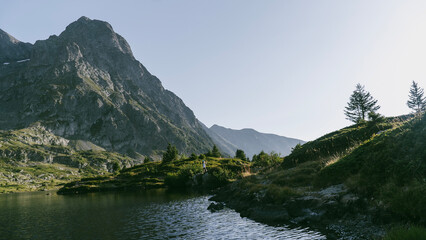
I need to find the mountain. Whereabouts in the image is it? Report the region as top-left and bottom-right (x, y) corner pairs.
(0, 16), (214, 157)
(204, 124), (304, 158)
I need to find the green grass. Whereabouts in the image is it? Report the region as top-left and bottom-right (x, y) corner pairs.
(58, 156), (251, 194)
(282, 119), (398, 167)
(383, 226), (426, 240)
(313, 114), (426, 221)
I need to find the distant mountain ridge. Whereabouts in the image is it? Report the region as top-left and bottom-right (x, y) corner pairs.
(0, 16), (214, 157)
(204, 124), (304, 158)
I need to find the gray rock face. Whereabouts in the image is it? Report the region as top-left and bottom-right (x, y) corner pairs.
(0, 16), (213, 156)
(204, 124), (304, 158)
(0, 29), (32, 62)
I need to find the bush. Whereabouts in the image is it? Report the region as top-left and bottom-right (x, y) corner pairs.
(164, 164), (202, 188)
(252, 151), (282, 168)
(205, 167), (232, 189)
(189, 153), (198, 160)
(112, 161), (121, 173)
(265, 184), (299, 204)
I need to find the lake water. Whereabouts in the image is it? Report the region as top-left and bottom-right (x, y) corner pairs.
(0, 190), (326, 239)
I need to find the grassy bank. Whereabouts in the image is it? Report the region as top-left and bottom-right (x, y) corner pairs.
(58, 157), (251, 194)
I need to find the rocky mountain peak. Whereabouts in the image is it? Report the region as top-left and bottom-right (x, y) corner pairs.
(0, 28), (32, 62)
(30, 16), (134, 67)
(0, 17), (214, 157)
(60, 16), (133, 57)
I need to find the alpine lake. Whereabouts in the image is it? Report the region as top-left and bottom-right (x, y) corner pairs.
(0, 189), (326, 240)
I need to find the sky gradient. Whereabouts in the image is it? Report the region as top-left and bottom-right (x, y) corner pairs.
(1, 0), (426, 141)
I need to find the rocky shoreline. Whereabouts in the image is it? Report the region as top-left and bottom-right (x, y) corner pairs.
(210, 182), (398, 239)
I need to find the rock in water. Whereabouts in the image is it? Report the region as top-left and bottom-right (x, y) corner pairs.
(207, 202), (225, 212)
(0, 16), (213, 156)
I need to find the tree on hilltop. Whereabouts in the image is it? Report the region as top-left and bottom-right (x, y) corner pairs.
(407, 81), (426, 114)
(344, 84), (380, 123)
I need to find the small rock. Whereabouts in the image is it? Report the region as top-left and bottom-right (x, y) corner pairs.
(208, 202), (225, 212)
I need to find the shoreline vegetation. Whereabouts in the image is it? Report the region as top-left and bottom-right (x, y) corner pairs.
(57, 156), (251, 194)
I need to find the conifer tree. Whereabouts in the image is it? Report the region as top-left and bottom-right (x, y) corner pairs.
(235, 149), (247, 161)
(211, 145), (221, 158)
(344, 84), (380, 123)
(407, 81), (426, 113)
(162, 143), (178, 162)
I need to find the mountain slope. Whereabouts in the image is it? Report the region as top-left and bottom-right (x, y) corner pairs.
(0, 17), (213, 156)
(0, 123), (139, 193)
(205, 124), (304, 158)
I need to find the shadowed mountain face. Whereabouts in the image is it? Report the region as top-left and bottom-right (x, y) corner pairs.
(0, 16), (213, 156)
(204, 124), (304, 158)
(0, 29), (32, 62)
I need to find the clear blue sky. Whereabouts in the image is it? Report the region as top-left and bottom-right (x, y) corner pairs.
(2, 0), (426, 141)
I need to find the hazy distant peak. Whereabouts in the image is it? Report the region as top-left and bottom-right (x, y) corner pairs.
(206, 124), (305, 158)
(210, 125), (262, 134)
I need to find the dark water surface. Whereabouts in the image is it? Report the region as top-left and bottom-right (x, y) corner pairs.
(0, 190), (325, 239)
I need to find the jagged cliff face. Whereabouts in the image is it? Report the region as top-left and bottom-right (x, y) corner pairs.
(0, 17), (213, 156)
(0, 29), (32, 62)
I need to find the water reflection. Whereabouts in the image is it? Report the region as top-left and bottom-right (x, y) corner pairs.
(0, 190), (325, 239)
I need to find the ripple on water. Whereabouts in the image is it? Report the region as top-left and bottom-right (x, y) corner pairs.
(122, 196), (326, 240)
(0, 191), (326, 240)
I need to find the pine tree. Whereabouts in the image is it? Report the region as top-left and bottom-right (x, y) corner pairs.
(344, 84), (380, 123)
(162, 143), (178, 162)
(235, 149), (247, 161)
(407, 81), (426, 113)
(211, 145), (221, 158)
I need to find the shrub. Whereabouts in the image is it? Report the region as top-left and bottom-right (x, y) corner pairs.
(252, 151), (282, 168)
(164, 164), (202, 189)
(189, 153), (198, 160)
(112, 161), (121, 173)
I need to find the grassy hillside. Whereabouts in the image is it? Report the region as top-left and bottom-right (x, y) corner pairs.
(216, 114), (425, 228)
(316, 114), (426, 222)
(0, 125), (139, 193)
(58, 156), (251, 194)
